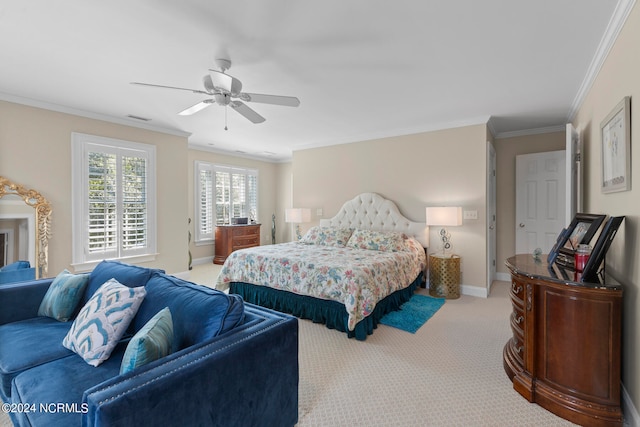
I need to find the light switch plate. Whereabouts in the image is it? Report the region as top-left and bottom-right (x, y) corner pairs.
(463, 210), (478, 220)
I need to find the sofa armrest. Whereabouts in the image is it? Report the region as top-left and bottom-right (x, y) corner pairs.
(82, 305), (299, 427)
(0, 279), (53, 325)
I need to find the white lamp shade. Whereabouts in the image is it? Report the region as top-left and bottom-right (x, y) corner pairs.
(426, 206), (462, 226)
(285, 208), (311, 223)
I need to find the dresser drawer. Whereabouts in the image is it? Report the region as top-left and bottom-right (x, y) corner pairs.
(234, 235), (259, 248)
(233, 226), (260, 237)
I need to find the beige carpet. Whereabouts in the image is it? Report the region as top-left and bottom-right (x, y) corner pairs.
(1, 264), (575, 426)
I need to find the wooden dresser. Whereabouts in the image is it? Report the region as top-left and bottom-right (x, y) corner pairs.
(504, 254), (623, 426)
(213, 224), (261, 265)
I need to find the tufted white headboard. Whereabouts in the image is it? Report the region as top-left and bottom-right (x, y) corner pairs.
(319, 193), (429, 248)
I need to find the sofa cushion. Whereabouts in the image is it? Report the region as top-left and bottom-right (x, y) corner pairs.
(63, 279), (146, 367)
(10, 342), (127, 427)
(0, 317), (73, 399)
(37, 270), (90, 321)
(82, 260), (159, 306)
(134, 273), (245, 351)
(120, 307), (173, 374)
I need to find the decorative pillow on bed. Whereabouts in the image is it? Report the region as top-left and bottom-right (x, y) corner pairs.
(300, 226), (354, 247)
(346, 229), (410, 252)
(63, 278), (146, 367)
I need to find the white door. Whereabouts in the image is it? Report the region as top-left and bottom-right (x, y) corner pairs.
(566, 124), (582, 224)
(486, 142), (497, 293)
(515, 151), (566, 254)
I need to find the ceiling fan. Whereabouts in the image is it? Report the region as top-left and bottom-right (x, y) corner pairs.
(131, 58), (300, 125)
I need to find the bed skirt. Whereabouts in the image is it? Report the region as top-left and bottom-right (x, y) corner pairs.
(229, 273), (423, 341)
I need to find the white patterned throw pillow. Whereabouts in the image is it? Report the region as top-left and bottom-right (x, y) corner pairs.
(63, 278), (147, 367)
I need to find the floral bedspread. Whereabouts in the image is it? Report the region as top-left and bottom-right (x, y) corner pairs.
(215, 238), (426, 331)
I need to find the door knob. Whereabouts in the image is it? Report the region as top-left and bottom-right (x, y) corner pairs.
(519, 223), (525, 228)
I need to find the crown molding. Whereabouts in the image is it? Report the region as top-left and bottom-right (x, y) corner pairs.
(0, 92), (191, 138)
(494, 125), (566, 140)
(567, 0), (636, 122)
(187, 142), (289, 163)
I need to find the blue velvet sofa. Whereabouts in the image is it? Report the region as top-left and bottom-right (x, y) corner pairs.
(0, 260), (35, 284)
(0, 260), (299, 427)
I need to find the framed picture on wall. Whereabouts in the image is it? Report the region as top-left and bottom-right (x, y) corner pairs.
(601, 96), (631, 193)
(555, 213), (606, 269)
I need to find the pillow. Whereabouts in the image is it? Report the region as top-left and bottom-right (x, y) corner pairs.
(346, 229), (409, 252)
(0, 260), (31, 272)
(37, 269), (90, 321)
(63, 278), (146, 367)
(300, 226), (354, 247)
(120, 307), (173, 374)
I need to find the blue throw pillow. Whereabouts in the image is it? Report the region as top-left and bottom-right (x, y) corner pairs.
(37, 269), (90, 322)
(63, 278), (146, 367)
(120, 307), (173, 374)
(0, 260), (31, 272)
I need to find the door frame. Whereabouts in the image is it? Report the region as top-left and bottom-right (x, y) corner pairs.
(486, 141), (497, 294)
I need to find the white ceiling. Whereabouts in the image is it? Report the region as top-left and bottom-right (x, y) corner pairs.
(0, 1), (625, 161)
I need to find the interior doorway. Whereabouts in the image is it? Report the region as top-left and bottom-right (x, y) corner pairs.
(515, 150), (566, 254)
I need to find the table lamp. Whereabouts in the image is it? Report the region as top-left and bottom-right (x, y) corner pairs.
(426, 206), (462, 254)
(285, 208), (311, 240)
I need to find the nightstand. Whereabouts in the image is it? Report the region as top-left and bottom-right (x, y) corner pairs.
(429, 253), (461, 299)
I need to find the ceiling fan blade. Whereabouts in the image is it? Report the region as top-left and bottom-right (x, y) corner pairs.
(208, 70), (242, 96)
(178, 99), (214, 116)
(130, 82), (209, 95)
(230, 101), (265, 124)
(239, 93), (300, 107)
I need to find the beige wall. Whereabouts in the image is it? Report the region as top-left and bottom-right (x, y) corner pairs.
(186, 149), (287, 263)
(494, 131), (566, 274)
(0, 100), (189, 275)
(292, 124), (489, 292)
(572, 2), (640, 416)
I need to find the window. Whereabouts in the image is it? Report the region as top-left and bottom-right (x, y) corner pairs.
(195, 162), (258, 243)
(72, 133), (156, 269)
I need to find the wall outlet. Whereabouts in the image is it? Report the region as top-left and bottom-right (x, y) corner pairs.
(316, 208), (323, 217)
(463, 210), (478, 220)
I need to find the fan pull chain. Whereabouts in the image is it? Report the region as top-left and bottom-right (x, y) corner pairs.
(224, 105), (228, 131)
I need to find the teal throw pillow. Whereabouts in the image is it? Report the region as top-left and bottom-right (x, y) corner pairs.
(63, 278), (147, 367)
(120, 307), (174, 374)
(38, 269), (90, 321)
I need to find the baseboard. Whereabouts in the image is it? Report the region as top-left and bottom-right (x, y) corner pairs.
(461, 284), (488, 298)
(193, 256), (213, 266)
(496, 272), (511, 282)
(623, 382), (640, 426)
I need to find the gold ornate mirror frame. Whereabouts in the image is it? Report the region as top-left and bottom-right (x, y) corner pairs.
(0, 176), (52, 278)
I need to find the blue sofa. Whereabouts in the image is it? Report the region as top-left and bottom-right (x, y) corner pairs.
(0, 260), (299, 427)
(0, 260), (35, 284)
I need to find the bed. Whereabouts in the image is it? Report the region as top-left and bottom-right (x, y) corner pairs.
(215, 193), (429, 340)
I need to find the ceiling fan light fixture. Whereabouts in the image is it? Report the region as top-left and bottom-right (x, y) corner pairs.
(214, 93), (230, 105)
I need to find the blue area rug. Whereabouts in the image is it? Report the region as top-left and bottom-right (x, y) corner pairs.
(380, 294), (445, 333)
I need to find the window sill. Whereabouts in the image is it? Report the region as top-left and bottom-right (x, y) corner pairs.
(70, 253), (159, 273)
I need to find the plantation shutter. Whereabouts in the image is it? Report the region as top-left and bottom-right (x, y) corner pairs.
(84, 144), (151, 260)
(88, 152), (118, 258)
(195, 162), (214, 241)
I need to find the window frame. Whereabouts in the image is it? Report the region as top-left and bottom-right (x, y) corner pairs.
(71, 133), (157, 271)
(194, 161), (258, 244)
